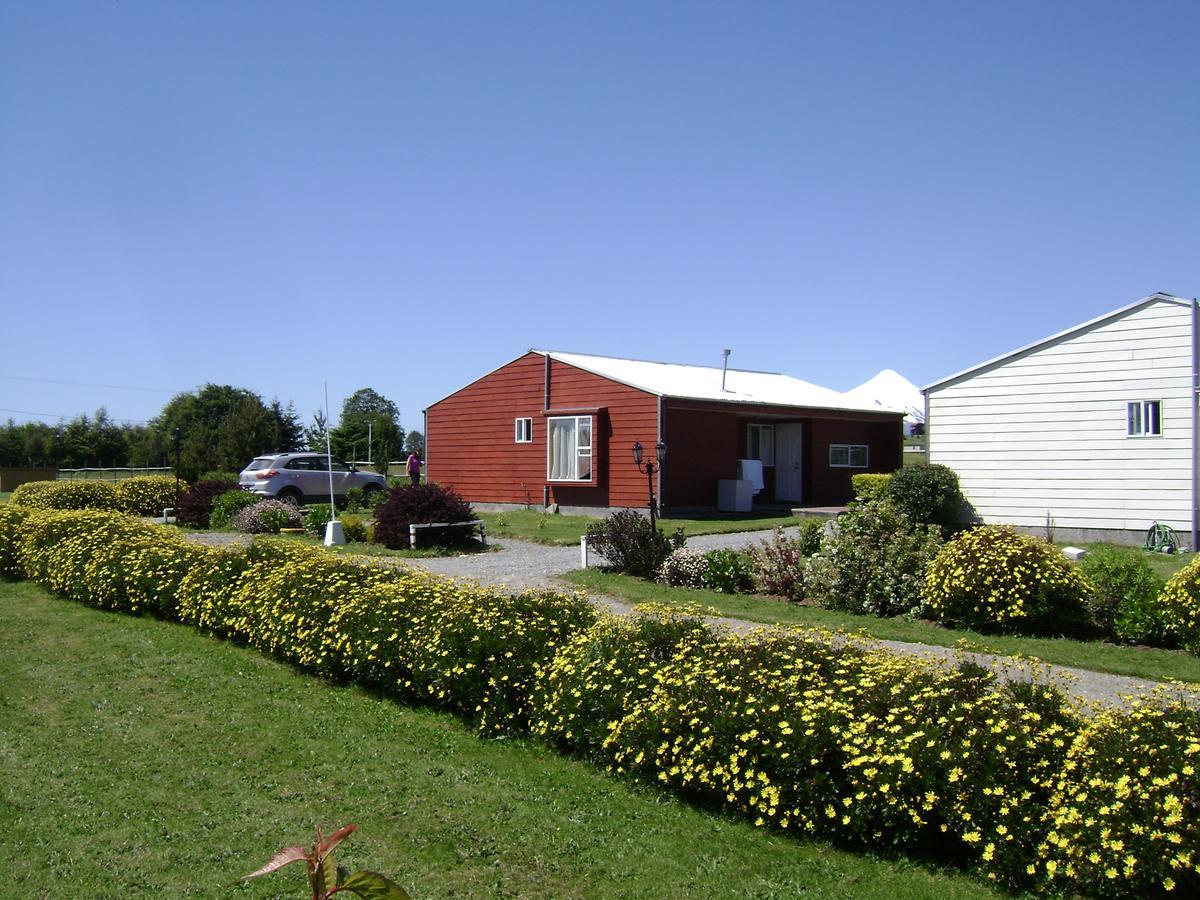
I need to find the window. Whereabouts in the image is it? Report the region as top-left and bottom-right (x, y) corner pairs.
(515, 417), (533, 443)
(829, 444), (869, 468)
(746, 424), (775, 466)
(1128, 400), (1162, 437)
(547, 416), (592, 481)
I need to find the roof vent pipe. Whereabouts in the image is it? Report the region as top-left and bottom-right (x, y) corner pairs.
(721, 349), (731, 391)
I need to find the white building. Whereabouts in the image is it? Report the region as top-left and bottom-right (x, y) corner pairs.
(924, 292), (1197, 547)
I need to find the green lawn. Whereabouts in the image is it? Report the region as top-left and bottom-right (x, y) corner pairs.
(561, 569), (1200, 685)
(0, 580), (994, 899)
(479, 509), (800, 546)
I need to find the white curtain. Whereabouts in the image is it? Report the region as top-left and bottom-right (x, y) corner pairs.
(549, 418), (576, 480)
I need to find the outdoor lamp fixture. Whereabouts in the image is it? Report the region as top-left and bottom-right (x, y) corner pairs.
(631, 440), (667, 528)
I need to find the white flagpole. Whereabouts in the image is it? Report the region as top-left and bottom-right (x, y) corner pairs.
(323, 382), (345, 545)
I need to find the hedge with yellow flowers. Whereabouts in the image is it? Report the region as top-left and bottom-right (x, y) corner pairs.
(0, 508), (1196, 896)
(12, 476), (181, 517)
(1155, 555), (1200, 653)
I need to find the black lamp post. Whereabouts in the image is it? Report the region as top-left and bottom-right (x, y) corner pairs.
(172, 427), (181, 523)
(632, 440), (667, 528)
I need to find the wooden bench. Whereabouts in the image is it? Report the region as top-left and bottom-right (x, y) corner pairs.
(408, 519), (487, 548)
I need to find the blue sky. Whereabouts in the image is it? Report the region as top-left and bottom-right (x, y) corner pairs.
(1, 1), (1196, 434)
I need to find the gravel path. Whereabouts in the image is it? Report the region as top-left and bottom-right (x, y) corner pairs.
(180, 527), (1198, 709)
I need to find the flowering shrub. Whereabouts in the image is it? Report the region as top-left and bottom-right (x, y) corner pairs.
(805, 500), (942, 617)
(747, 528), (808, 600)
(586, 509), (683, 579)
(850, 473), (891, 503)
(1078, 545), (1167, 645)
(208, 489), (258, 529)
(1042, 696), (1199, 896)
(1154, 556), (1200, 653)
(373, 482), (475, 549)
(0, 504), (31, 578)
(702, 548), (753, 594)
(924, 526), (1092, 634)
(11, 480), (120, 511)
(112, 475), (180, 516)
(233, 499), (303, 534)
(175, 480), (240, 527)
(657, 548), (709, 588)
(176, 546), (252, 634)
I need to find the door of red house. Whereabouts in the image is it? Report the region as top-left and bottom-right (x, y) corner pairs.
(775, 423), (803, 501)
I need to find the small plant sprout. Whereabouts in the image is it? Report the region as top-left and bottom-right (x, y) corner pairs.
(243, 823), (410, 899)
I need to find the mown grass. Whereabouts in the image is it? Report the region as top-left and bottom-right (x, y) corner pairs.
(561, 569), (1200, 685)
(479, 509), (799, 546)
(0, 580), (995, 899)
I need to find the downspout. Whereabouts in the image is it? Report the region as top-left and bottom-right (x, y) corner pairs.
(422, 409), (428, 483)
(1192, 299), (1198, 553)
(543, 354), (552, 508)
(923, 388), (930, 463)
(657, 395), (666, 515)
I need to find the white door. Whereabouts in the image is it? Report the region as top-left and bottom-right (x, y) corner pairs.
(775, 423), (803, 502)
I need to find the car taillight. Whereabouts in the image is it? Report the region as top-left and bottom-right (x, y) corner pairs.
(255, 470), (279, 479)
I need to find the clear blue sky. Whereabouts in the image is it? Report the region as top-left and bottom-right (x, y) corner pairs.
(1, 0), (1196, 434)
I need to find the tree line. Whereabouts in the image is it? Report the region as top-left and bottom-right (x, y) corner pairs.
(0, 384), (423, 482)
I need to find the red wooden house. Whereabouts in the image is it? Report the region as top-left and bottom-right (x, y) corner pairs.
(423, 350), (903, 513)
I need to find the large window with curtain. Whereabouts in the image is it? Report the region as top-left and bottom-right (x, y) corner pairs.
(547, 415), (593, 482)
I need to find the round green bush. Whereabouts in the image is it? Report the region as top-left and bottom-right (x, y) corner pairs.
(805, 499), (942, 617)
(208, 489), (259, 529)
(1154, 555), (1200, 653)
(886, 463), (965, 532)
(1077, 545), (1167, 645)
(924, 526), (1092, 634)
(9, 481), (57, 507)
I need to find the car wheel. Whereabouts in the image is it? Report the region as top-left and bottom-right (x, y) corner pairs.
(278, 489), (302, 507)
(363, 484), (383, 502)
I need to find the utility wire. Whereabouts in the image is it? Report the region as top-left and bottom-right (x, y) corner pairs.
(0, 407), (152, 426)
(0, 374), (178, 393)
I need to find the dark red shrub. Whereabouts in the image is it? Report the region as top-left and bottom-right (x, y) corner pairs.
(373, 483), (474, 549)
(176, 480), (240, 527)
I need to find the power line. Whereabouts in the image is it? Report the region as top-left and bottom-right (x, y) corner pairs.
(0, 374), (178, 393)
(0, 407), (152, 426)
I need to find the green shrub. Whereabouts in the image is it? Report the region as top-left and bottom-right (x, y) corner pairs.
(702, 548), (753, 593)
(924, 526), (1092, 635)
(796, 516), (826, 556)
(12, 480), (119, 511)
(113, 475), (181, 516)
(585, 509), (682, 579)
(199, 470), (240, 483)
(344, 487), (365, 511)
(1155, 555), (1200, 653)
(850, 473), (891, 503)
(1077, 545), (1167, 645)
(1042, 698), (1200, 897)
(0, 505), (31, 578)
(176, 480), (240, 527)
(886, 463), (965, 531)
(303, 503), (335, 537)
(208, 489), (258, 529)
(805, 500), (942, 617)
(234, 499), (302, 534)
(747, 528), (808, 600)
(340, 514), (370, 543)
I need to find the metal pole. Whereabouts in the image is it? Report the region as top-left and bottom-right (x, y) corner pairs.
(368, 420), (373, 465)
(647, 461), (657, 529)
(324, 383), (337, 511)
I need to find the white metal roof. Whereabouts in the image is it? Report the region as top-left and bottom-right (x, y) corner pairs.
(537, 350), (898, 414)
(923, 292), (1193, 393)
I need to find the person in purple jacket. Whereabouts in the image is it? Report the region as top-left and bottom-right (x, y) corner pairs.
(406, 451), (422, 486)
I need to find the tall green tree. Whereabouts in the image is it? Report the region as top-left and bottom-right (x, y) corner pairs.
(270, 399), (305, 452)
(404, 430), (424, 455)
(330, 388), (402, 473)
(152, 385), (277, 481)
(304, 408), (329, 454)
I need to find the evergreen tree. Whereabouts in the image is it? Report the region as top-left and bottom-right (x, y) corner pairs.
(330, 388), (402, 473)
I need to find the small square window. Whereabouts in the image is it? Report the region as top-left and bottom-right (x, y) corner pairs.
(515, 417), (533, 443)
(829, 444), (868, 468)
(1127, 401), (1161, 437)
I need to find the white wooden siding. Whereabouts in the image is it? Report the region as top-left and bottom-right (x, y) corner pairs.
(928, 298), (1195, 533)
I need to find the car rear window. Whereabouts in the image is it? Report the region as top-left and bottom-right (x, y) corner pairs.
(245, 458), (275, 471)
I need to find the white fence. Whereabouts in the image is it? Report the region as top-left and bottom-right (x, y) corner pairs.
(57, 467), (174, 481)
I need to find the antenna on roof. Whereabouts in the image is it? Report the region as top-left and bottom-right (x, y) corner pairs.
(721, 349), (732, 391)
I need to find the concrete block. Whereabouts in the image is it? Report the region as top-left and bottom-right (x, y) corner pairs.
(1061, 546), (1087, 561)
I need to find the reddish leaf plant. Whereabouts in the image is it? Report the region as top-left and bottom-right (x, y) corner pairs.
(243, 824), (410, 900)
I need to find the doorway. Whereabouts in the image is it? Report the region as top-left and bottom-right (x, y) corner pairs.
(774, 423), (803, 502)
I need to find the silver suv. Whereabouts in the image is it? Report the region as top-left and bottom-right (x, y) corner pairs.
(239, 452), (388, 506)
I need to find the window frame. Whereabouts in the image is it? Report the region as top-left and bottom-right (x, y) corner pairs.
(1127, 400), (1162, 438)
(546, 415), (594, 482)
(829, 443), (869, 468)
(514, 417), (533, 443)
(746, 423), (775, 467)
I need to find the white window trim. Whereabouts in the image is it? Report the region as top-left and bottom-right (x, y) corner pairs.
(746, 423), (775, 467)
(829, 444), (869, 468)
(546, 415), (593, 482)
(515, 417), (533, 443)
(1127, 400), (1162, 438)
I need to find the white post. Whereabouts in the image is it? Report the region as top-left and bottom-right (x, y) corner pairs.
(580, 534), (588, 568)
(409, 524), (418, 548)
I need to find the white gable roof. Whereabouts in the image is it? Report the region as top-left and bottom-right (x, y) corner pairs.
(924, 292), (1193, 393)
(538, 350), (895, 414)
(844, 369), (924, 423)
